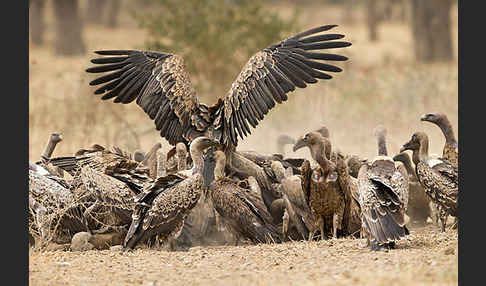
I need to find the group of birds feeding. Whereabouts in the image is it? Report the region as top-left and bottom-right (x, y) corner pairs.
(29, 25), (459, 253)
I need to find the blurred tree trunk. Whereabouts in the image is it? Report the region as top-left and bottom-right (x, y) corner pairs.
(105, 0), (121, 28)
(341, 0), (355, 25)
(85, 0), (108, 25)
(366, 0), (379, 42)
(411, 0), (453, 62)
(30, 0), (46, 46)
(53, 0), (86, 56)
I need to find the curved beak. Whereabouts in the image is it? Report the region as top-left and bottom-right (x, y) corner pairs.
(399, 146), (406, 153)
(420, 114), (430, 122)
(292, 137), (307, 152)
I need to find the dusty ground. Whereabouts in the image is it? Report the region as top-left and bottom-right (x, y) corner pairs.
(29, 224), (458, 286)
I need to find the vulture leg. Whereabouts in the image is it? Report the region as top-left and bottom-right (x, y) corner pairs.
(333, 203), (344, 239)
(318, 215), (326, 241)
(439, 206), (448, 232)
(282, 209), (290, 241)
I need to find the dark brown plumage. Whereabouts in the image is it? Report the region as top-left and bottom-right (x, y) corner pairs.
(421, 112), (458, 167)
(345, 155), (368, 179)
(203, 148), (281, 244)
(85, 25), (351, 149)
(358, 127), (409, 251)
(393, 152), (434, 226)
(122, 137), (219, 251)
(400, 131), (458, 232)
(335, 153), (362, 237)
(280, 175), (316, 241)
(293, 132), (345, 240)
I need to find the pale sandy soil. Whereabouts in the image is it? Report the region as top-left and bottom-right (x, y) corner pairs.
(29, 224), (458, 286)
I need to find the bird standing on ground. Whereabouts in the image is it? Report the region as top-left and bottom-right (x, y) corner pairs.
(393, 152), (434, 226)
(122, 137), (219, 251)
(293, 132), (345, 240)
(202, 147), (281, 245)
(400, 131), (458, 232)
(358, 126), (409, 251)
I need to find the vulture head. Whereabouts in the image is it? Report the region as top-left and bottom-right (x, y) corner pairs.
(420, 112), (447, 125)
(400, 131), (428, 153)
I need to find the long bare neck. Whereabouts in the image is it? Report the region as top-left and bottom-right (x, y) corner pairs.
(214, 156), (226, 180)
(418, 137), (429, 163)
(376, 133), (387, 156)
(177, 152), (187, 171)
(190, 147), (203, 175)
(41, 137), (60, 159)
(396, 154), (416, 178)
(437, 117), (457, 146)
(311, 142), (329, 171)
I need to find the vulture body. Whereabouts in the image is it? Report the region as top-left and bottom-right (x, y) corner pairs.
(335, 153), (362, 237)
(48, 144), (153, 230)
(393, 152), (434, 226)
(401, 132), (458, 232)
(203, 148), (281, 244)
(293, 132), (345, 239)
(122, 137), (219, 251)
(29, 168), (87, 245)
(358, 127), (409, 251)
(280, 174), (316, 241)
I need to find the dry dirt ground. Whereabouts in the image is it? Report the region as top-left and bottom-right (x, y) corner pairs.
(29, 224), (458, 286)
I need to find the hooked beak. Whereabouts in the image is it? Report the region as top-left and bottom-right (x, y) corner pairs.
(400, 140), (413, 153)
(292, 137), (307, 152)
(420, 114), (432, 122)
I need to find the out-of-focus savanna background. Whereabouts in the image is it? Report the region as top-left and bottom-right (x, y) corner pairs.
(29, 0), (458, 164)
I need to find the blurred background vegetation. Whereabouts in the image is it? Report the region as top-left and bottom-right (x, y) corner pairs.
(29, 0), (458, 163)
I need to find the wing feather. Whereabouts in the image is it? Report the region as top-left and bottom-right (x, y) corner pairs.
(86, 50), (206, 145)
(219, 25), (351, 146)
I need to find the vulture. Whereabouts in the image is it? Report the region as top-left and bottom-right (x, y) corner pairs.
(357, 126), (409, 251)
(122, 137), (219, 251)
(202, 147), (281, 245)
(280, 174), (316, 241)
(421, 112), (458, 167)
(335, 152), (362, 238)
(48, 143), (153, 234)
(29, 167), (87, 246)
(400, 131), (458, 232)
(85, 25), (350, 150)
(344, 155), (368, 179)
(393, 152), (435, 226)
(293, 132), (345, 239)
(85, 25), (351, 195)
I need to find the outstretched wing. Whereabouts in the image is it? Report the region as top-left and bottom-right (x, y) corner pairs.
(86, 51), (210, 145)
(214, 25), (351, 146)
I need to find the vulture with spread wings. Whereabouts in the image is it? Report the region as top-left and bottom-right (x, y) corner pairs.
(86, 25), (351, 150)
